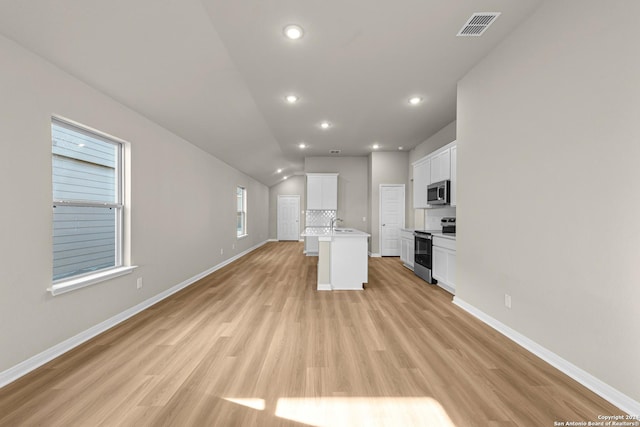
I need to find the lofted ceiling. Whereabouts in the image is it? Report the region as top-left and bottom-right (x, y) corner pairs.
(0, 0), (542, 186)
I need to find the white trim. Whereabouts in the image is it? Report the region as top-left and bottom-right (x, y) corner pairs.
(379, 184), (405, 257)
(453, 297), (640, 416)
(317, 284), (332, 291)
(49, 266), (138, 296)
(368, 252), (381, 257)
(0, 240), (268, 389)
(277, 195), (301, 241)
(436, 281), (455, 295)
(267, 238), (278, 242)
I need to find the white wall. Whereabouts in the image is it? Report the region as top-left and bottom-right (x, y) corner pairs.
(0, 34), (269, 373)
(409, 121), (457, 164)
(369, 151), (409, 255)
(457, 0), (640, 404)
(268, 175), (305, 240)
(304, 157), (369, 232)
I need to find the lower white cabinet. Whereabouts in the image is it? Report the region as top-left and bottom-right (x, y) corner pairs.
(432, 236), (456, 294)
(305, 236), (319, 256)
(400, 230), (414, 270)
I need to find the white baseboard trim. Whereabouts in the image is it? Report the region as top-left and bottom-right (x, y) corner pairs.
(317, 284), (332, 291)
(368, 252), (381, 258)
(267, 238), (278, 242)
(0, 240), (269, 389)
(453, 297), (640, 416)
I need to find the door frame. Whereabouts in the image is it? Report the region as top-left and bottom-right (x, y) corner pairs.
(379, 184), (405, 256)
(277, 195), (301, 241)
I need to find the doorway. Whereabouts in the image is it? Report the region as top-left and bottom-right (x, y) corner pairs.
(379, 184), (405, 256)
(277, 195), (301, 241)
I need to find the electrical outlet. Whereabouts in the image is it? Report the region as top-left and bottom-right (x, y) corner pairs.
(504, 294), (512, 309)
(220, 248), (224, 255)
(362, 217), (367, 222)
(136, 277), (143, 289)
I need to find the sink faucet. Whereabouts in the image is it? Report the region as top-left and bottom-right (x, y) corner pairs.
(330, 218), (343, 233)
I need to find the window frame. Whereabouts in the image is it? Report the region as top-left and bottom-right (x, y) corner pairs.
(237, 186), (248, 238)
(49, 117), (135, 295)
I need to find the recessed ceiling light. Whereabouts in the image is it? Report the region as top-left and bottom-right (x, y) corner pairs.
(408, 96), (423, 105)
(284, 176), (289, 180)
(298, 143), (307, 149)
(398, 146), (404, 150)
(320, 121), (331, 129)
(277, 168), (283, 173)
(285, 95), (299, 104)
(372, 144), (380, 150)
(283, 24), (304, 40)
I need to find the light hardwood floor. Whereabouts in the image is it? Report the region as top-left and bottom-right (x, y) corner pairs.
(0, 242), (622, 426)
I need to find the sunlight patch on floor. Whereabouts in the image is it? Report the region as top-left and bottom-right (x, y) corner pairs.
(223, 397), (266, 411)
(274, 397), (456, 427)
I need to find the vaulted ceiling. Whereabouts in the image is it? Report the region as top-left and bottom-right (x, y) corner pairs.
(0, 0), (542, 186)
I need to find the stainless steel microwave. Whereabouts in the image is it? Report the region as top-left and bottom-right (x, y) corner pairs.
(427, 180), (450, 205)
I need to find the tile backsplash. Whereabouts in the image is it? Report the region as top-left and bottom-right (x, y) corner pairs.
(424, 206), (456, 230)
(306, 210), (337, 227)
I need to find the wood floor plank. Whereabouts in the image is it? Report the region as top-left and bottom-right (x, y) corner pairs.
(0, 242), (625, 426)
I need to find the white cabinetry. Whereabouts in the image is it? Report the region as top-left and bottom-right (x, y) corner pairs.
(400, 229), (415, 270)
(430, 148), (451, 183)
(450, 145), (457, 207)
(412, 141), (457, 209)
(306, 173), (338, 210)
(305, 236), (319, 255)
(432, 236), (456, 294)
(412, 158), (430, 209)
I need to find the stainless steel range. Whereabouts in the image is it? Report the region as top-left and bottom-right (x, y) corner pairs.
(413, 230), (436, 284)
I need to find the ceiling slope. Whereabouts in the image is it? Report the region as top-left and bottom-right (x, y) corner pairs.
(0, 0), (542, 186)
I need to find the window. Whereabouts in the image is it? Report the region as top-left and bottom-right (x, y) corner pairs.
(236, 186), (247, 237)
(51, 118), (133, 294)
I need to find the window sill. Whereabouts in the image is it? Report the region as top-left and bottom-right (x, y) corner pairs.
(48, 266), (138, 296)
(237, 234), (248, 240)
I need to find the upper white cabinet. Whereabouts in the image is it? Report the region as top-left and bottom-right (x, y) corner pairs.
(450, 145), (457, 207)
(412, 140), (457, 209)
(306, 173), (338, 210)
(430, 149), (451, 183)
(412, 158), (430, 209)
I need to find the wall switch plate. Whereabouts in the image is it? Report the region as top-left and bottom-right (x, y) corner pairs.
(232, 243), (235, 250)
(362, 217), (367, 222)
(220, 248), (224, 255)
(505, 294), (512, 309)
(136, 277), (143, 289)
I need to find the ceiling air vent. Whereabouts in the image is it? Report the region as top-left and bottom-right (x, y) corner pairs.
(330, 149), (341, 154)
(457, 12), (501, 37)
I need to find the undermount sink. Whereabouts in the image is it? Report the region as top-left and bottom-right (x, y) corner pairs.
(334, 228), (353, 233)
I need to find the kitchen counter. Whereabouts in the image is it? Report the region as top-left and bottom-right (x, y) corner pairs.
(302, 227), (370, 238)
(431, 232), (456, 240)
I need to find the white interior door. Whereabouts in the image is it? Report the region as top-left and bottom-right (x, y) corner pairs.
(380, 184), (405, 256)
(277, 195), (300, 241)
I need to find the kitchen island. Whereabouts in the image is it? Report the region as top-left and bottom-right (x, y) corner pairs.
(315, 228), (370, 291)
